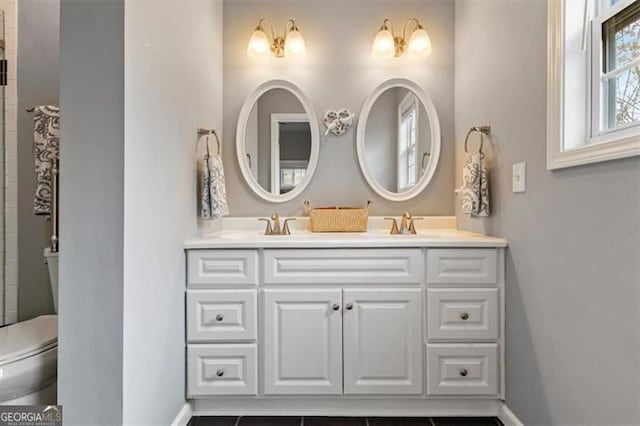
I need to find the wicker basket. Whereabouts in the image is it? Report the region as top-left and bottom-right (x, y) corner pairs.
(304, 201), (371, 233)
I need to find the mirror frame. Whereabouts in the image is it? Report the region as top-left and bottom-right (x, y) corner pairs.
(356, 78), (441, 202)
(236, 79), (320, 203)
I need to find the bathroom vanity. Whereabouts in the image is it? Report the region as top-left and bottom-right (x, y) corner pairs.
(184, 221), (508, 417)
(184, 74), (509, 417)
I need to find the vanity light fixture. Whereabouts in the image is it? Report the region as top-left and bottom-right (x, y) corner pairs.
(247, 18), (306, 60)
(372, 18), (432, 59)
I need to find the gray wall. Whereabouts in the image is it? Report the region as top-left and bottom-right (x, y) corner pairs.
(122, 0), (223, 423)
(246, 104), (258, 181)
(58, 0), (124, 424)
(455, 1), (640, 424)
(59, 1), (223, 423)
(17, 0), (59, 321)
(366, 88), (398, 191)
(255, 88), (305, 190)
(223, 0), (455, 216)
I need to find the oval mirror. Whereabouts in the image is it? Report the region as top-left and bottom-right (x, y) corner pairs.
(236, 80), (320, 203)
(356, 78), (441, 202)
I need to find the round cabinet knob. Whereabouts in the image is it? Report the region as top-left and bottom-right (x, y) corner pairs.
(459, 368), (468, 377)
(460, 312), (469, 321)
(332, 304), (340, 311)
(216, 369), (224, 377)
(216, 314), (224, 322)
(346, 303), (354, 311)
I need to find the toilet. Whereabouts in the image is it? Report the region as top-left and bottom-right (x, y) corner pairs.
(0, 249), (58, 405)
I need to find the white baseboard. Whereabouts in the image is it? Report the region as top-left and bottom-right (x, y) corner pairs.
(171, 401), (194, 426)
(183, 399), (523, 425)
(193, 398), (498, 417)
(497, 402), (524, 426)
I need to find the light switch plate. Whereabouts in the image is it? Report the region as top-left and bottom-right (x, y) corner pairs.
(513, 162), (526, 193)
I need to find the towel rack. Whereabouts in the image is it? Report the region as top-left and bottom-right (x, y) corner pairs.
(197, 128), (221, 156)
(464, 125), (491, 154)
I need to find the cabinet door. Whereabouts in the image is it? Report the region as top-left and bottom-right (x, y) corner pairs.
(263, 289), (343, 395)
(343, 288), (423, 394)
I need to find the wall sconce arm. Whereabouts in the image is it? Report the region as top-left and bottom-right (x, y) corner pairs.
(402, 18), (422, 41)
(285, 19), (299, 35)
(257, 18), (276, 41)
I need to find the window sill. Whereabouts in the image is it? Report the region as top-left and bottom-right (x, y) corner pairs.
(547, 132), (640, 170)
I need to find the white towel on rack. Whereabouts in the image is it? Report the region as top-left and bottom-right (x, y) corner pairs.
(33, 105), (60, 216)
(455, 151), (490, 217)
(201, 150), (229, 220)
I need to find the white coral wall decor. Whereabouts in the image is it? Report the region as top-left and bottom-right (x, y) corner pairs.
(323, 109), (355, 136)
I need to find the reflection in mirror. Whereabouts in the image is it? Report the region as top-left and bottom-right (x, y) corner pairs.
(357, 78), (441, 202)
(243, 88), (311, 195)
(237, 80), (319, 203)
(364, 87), (431, 193)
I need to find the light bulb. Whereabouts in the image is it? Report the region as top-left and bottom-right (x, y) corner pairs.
(247, 29), (271, 60)
(372, 29), (395, 59)
(408, 27), (432, 58)
(285, 29), (306, 58)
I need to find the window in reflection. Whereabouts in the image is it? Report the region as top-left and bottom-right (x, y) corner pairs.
(280, 162), (307, 194)
(398, 93), (419, 191)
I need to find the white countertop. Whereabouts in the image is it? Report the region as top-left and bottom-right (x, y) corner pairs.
(184, 228), (507, 249)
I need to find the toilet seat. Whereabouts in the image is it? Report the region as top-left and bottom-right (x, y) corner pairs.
(0, 315), (57, 366)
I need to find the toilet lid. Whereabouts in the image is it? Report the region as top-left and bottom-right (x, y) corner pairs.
(0, 315), (57, 365)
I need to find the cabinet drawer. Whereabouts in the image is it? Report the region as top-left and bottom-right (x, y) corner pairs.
(187, 290), (257, 342)
(187, 250), (258, 287)
(187, 344), (258, 397)
(264, 249), (424, 284)
(427, 289), (498, 340)
(426, 344), (499, 396)
(426, 249), (497, 286)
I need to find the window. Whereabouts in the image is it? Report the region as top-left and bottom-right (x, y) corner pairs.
(279, 162), (306, 194)
(592, 0), (640, 137)
(547, 0), (640, 169)
(397, 93), (419, 191)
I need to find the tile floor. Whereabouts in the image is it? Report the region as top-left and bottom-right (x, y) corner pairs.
(188, 416), (503, 426)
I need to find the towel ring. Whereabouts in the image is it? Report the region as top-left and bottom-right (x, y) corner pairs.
(421, 152), (431, 170)
(198, 128), (221, 156)
(464, 125), (491, 154)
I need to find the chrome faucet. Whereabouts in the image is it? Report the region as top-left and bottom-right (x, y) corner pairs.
(258, 213), (296, 235)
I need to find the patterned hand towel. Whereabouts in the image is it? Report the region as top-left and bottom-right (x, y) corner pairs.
(201, 142), (229, 220)
(455, 151), (490, 217)
(33, 105), (60, 215)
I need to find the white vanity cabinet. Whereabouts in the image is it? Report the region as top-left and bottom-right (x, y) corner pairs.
(342, 288), (423, 395)
(263, 289), (343, 395)
(262, 287), (423, 396)
(261, 248), (424, 395)
(185, 240), (506, 415)
(425, 249), (503, 397)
